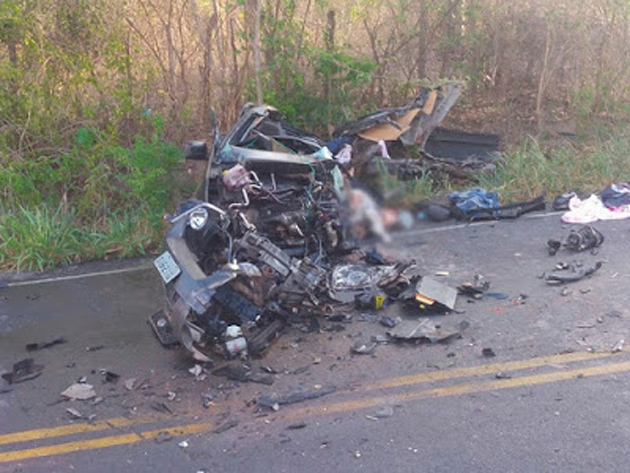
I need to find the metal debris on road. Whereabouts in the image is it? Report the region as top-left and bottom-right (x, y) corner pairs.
(411, 277), (458, 312)
(482, 348), (496, 357)
(388, 318), (469, 343)
(26, 337), (67, 352)
(155, 431), (173, 443)
(100, 370), (120, 384)
(545, 262), (603, 285)
(258, 386), (337, 410)
(548, 225), (604, 255)
(1, 358), (44, 384)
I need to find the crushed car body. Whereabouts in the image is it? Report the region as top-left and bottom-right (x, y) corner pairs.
(151, 90), (495, 361)
(153, 104), (417, 361)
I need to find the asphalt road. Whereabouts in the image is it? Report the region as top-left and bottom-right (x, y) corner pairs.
(2, 213), (630, 473)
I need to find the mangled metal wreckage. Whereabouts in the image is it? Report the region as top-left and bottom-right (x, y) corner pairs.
(153, 104), (414, 361)
(151, 84), (487, 361)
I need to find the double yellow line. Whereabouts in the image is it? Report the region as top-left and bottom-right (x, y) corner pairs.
(0, 350), (626, 464)
(0, 417), (212, 463)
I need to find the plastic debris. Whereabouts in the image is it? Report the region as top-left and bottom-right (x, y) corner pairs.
(66, 407), (83, 419)
(100, 370), (120, 384)
(287, 422), (307, 430)
(123, 378), (136, 391)
(351, 341), (376, 355)
(61, 383), (96, 400)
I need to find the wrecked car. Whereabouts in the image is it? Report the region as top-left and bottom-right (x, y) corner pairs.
(151, 92), (484, 361)
(152, 105), (355, 361)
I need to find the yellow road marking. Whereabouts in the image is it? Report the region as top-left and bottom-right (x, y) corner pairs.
(0, 417), (157, 447)
(0, 422), (212, 463)
(287, 359), (630, 418)
(0, 351), (622, 464)
(360, 351), (614, 392)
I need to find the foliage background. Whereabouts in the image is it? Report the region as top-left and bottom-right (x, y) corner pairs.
(2, 0), (630, 270)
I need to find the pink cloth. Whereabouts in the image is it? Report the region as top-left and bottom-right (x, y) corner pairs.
(561, 194), (630, 223)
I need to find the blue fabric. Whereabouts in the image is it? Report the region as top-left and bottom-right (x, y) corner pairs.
(600, 183), (630, 208)
(448, 188), (500, 213)
(324, 136), (354, 155)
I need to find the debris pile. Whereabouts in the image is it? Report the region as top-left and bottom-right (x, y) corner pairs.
(151, 90), (508, 363)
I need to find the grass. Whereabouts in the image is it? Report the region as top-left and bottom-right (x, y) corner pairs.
(0, 120), (184, 273)
(382, 128), (630, 206)
(475, 131), (630, 202)
(0, 204), (163, 272)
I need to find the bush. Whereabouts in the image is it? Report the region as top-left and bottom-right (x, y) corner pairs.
(0, 117), (182, 271)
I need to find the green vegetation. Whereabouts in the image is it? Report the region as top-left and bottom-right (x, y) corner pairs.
(4, 0), (630, 272)
(476, 131), (630, 202)
(0, 122), (181, 272)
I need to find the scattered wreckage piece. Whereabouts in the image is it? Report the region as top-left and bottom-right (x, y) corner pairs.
(458, 274), (490, 300)
(423, 128), (501, 167)
(388, 318), (469, 343)
(26, 337), (66, 352)
(149, 310), (178, 346)
(414, 277), (458, 311)
(545, 261), (603, 285)
(333, 82), (463, 149)
(547, 225), (604, 256)
(61, 383), (96, 401)
(332, 82), (501, 181)
(398, 276), (459, 313)
(1, 358), (43, 384)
